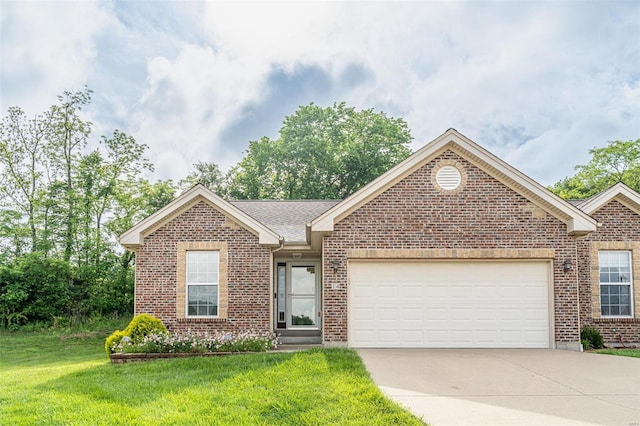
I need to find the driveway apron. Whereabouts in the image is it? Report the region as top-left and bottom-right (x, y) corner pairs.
(358, 349), (640, 426)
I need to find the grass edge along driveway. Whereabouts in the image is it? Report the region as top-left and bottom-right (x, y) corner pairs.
(0, 332), (425, 425)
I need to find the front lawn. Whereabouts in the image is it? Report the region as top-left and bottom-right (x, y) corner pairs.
(594, 348), (640, 358)
(0, 331), (424, 425)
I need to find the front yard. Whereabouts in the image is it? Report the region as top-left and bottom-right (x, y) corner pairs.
(0, 331), (424, 425)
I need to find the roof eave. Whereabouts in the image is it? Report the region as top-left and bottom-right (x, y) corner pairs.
(578, 183), (640, 215)
(119, 184), (281, 249)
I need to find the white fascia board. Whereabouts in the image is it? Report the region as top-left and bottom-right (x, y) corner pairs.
(578, 183), (640, 215)
(119, 184), (280, 248)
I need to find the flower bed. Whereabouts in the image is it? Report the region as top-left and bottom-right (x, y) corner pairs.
(110, 351), (236, 364)
(108, 330), (278, 363)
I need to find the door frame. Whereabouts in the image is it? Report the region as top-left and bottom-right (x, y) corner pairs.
(274, 260), (321, 330)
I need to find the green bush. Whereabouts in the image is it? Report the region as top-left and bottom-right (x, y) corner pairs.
(105, 330), (128, 355)
(581, 325), (604, 350)
(125, 313), (167, 343)
(104, 314), (167, 355)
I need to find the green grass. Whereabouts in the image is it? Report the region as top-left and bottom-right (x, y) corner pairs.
(0, 331), (424, 425)
(594, 348), (640, 358)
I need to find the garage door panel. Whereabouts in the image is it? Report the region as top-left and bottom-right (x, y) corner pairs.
(401, 308), (423, 320)
(349, 261), (550, 348)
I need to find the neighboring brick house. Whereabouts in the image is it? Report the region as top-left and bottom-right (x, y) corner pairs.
(120, 129), (640, 350)
(574, 183), (640, 345)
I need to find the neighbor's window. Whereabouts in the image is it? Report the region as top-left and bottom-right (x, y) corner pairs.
(599, 251), (633, 317)
(186, 251), (219, 317)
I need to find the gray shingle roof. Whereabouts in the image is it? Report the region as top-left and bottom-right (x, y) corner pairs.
(230, 200), (341, 243)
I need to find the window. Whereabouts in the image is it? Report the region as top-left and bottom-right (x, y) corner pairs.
(186, 251), (219, 317)
(599, 251), (633, 317)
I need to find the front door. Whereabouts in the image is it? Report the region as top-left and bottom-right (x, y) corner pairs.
(275, 261), (320, 330)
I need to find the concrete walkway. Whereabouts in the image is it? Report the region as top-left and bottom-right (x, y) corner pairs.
(358, 349), (640, 426)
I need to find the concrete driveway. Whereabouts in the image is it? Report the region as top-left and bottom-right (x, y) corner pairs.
(358, 349), (640, 426)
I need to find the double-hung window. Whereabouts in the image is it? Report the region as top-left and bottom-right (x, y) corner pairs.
(186, 251), (219, 317)
(599, 251), (633, 317)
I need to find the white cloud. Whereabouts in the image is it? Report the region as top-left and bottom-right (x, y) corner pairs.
(2, 1), (639, 186)
(0, 1), (110, 115)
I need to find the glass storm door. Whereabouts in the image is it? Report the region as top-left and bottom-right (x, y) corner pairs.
(287, 264), (320, 329)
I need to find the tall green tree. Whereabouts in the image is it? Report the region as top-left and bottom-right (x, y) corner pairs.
(0, 107), (51, 253)
(227, 102), (413, 199)
(550, 139), (640, 199)
(45, 87), (93, 262)
(179, 161), (226, 195)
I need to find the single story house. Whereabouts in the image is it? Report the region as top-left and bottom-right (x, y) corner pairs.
(120, 129), (640, 350)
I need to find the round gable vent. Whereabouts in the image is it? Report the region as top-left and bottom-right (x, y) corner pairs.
(435, 165), (462, 190)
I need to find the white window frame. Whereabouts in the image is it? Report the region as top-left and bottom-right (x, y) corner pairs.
(599, 250), (634, 318)
(186, 250), (220, 318)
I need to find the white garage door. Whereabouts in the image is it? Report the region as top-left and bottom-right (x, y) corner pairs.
(349, 260), (550, 348)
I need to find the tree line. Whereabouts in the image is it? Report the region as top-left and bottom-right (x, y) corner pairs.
(0, 91), (413, 328)
(1, 87), (637, 329)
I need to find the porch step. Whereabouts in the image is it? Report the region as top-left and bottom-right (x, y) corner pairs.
(276, 330), (322, 345)
(273, 344), (324, 352)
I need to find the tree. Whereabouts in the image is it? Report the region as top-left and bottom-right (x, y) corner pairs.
(0, 106), (51, 252)
(550, 139), (640, 199)
(227, 102), (413, 199)
(0, 88), (157, 324)
(45, 87), (93, 262)
(179, 161), (226, 195)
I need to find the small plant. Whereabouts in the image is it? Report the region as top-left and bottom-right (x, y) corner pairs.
(105, 313), (168, 355)
(105, 330), (128, 355)
(110, 330), (278, 355)
(581, 325), (604, 350)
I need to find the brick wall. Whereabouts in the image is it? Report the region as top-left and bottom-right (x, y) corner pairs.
(134, 201), (272, 335)
(578, 200), (640, 344)
(323, 150), (580, 346)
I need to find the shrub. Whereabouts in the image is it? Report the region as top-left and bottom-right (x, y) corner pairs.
(581, 325), (604, 350)
(105, 330), (128, 355)
(125, 313), (168, 343)
(105, 314), (167, 355)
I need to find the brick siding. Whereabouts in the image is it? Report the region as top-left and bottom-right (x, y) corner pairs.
(578, 200), (640, 344)
(322, 150), (581, 346)
(134, 201), (272, 335)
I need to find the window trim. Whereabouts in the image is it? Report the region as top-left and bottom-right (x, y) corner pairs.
(590, 242), (639, 320)
(185, 250), (220, 318)
(598, 250), (633, 318)
(176, 242), (228, 320)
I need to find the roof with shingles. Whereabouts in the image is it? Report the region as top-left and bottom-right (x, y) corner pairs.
(230, 200), (341, 242)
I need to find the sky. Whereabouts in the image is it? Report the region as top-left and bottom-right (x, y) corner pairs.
(1, 0), (639, 187)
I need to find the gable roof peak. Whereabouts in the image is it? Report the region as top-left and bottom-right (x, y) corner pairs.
(311, 128), (597, 237)
(119, 184), (281, 250)
(578, 182), (640, 215)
